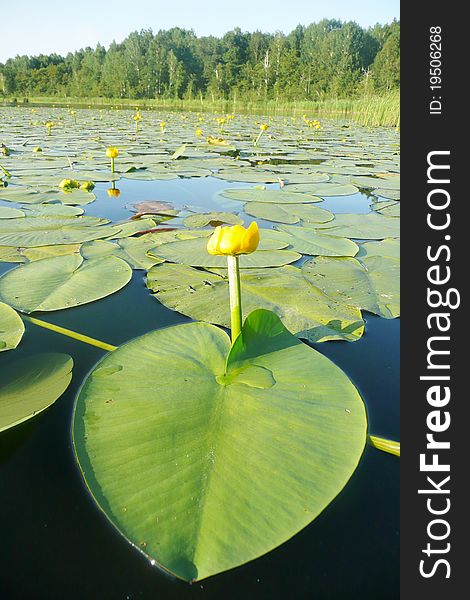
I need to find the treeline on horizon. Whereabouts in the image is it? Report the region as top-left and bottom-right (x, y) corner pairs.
(0, 19), (399, 101)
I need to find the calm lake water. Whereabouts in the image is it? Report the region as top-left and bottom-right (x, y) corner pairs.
(0, 171), (399, 599)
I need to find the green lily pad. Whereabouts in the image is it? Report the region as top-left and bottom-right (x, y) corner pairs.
(183, 212), (243, 228)
(373, 200), (400, 217)
(356, 238), (400, 259)
(302, 256), (400, 318)
(0, 206), (25, 219)
(0, 216), (117, 248)
(73, 310), (366, 581)
(117, 236), (166, 270)
(0, 302), (25, 352)
(313, 213), (400, 239)
(0, 353), (73, 432)
(214, 169), (280, 183)
(220, 188), (322, 204)
(22, 243), (82, 261)
(23, 204), (84, 217)
(0, 246), (27, 263)
(149, 237), (301, 268)
(244, 202), (334, 225)
(147, 263), (364, 342)
(0, 255), (132, 313)
(275, 226), (359, 257)
(283, 183), (359, 196)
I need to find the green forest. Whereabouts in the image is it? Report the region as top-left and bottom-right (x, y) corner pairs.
(0, 19), (399, 102)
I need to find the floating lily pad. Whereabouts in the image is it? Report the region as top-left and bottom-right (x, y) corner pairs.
(0, 216), (117, 247)
(0, 246), (26, 263)
(73, 310), (366, 581)
(221, 188), (322, 204)
(0, 206), (25, 219)
(183, 212), (244, 228)
(313, 213), (400, 239)
(244, 202), (334, 225)
(22, 243), (82, 261)
(0, 255), (132, 313)
(147, 263), (364, 342)
(275, 226), (359, 257)
(0, 302), (25, 352)
(373, 200), (400, 217)
(302, 256), (400, 318)
(283, 183), (359, 196)
(356, 238), (400, 259)
(0, 353), (73, 432)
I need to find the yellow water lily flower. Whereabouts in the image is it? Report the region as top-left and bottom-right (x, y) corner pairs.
(33, 147), (42, 152)
(195, 128), (203, 136)
(59, 178), (79, 191)
(106, 147), (119, 159)
(207, 222), (259, 256)
(133, 111), (142, 122)
(260, 123), (269, 131)
(80, 180), (95, 192)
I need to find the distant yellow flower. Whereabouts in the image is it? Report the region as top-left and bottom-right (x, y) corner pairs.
(160, 121), (166, 129)
(133, 112), (142, 122)
(80, 180), (95, 191)
(207, 222), (259, 256)
(260, 123), (269, 131)
(107, 187), (121, 198)
(106, 147), (119, 159)
(206, 136), (229, 146)
(195, 128), (203, 136)
(45, 121), (54, 135)
(59, 178), (79, 191)
(33, 147), (42, 152)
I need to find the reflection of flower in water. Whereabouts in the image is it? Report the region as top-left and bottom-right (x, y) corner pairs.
(107, 187), (121, 198)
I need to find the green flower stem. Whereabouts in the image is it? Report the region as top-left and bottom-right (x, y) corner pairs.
(22, 315), (117, 352)
(111, 157), (115, 173)
(253, 131), (263, 147)
(0, 162), (11, 178)
(227, 254), (242, 344)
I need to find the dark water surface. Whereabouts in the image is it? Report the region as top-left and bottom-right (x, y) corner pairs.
(0, 178), (399, 599)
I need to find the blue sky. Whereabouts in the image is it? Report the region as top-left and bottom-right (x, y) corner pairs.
(1, 0), (399, 63)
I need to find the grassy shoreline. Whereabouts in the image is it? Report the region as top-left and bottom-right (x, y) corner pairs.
(0, 92), (400, 128)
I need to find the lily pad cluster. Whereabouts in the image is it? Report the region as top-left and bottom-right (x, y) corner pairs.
(0, 106), (399, 581)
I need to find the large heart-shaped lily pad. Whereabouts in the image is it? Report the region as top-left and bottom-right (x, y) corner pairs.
(0, 255), (132, 313)
(147, 263), (364, 342)
(0, 302), (25, 352)
(73, 310), (366, 581)
(1, 352), (73, 432)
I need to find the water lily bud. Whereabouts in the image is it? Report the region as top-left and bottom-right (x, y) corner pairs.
(106, 147), (119, 158)
(80, 180), (95, 192)
(260, 123), (269, 131)
(33, 147), (42, 152)
(207, 222), (259, 256)
(59, 178), (79, 191)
